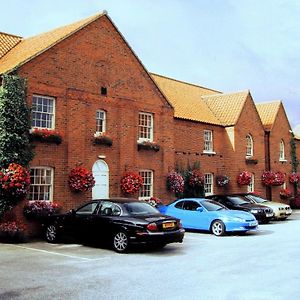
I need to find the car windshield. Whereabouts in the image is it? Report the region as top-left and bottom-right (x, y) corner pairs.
(201, 200), (227, 211)
(245, 195), (267, 204)
(124, 202), (160, 216)
(228, 197), (249, 205)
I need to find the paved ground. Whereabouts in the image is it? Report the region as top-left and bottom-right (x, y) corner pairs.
(1, 211), (300, 300)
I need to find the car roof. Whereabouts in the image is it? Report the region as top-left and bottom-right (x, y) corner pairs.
(92, 198), (139, 204)
(175, 198), (207, 202)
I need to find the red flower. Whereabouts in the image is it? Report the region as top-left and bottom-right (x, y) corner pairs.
(289, 173), (300, 184)
(237, 171), (252, 185)
(188, 170), (204, 187)
(68, 166), (95, 192)
(120, 172), (143, 195)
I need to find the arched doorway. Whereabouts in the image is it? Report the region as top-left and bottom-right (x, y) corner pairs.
(92, 160), (109, 199)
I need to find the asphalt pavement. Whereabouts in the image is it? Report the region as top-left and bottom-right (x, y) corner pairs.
(1, 211), (300, 300)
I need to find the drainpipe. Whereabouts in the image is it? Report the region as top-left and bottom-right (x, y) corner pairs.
(265, 131), (271, 200)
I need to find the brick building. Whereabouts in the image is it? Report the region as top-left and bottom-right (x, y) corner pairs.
(0, 11), (298, 220)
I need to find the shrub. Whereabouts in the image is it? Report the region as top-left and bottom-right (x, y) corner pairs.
(23, 201), (61, 219)
(0, 221), (26, 243)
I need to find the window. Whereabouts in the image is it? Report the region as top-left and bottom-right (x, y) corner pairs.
(138, 112), (153, 142)
(76, 202), (98, 215)
(29, 167), (53, 201)
(96, 110), (106, 133)
(247, 173), (255, 193)
(246, 134), (253, 157)
(31, 95), (55, 129)
(204, 130), (213, 152)
(279, 140), (285, 161)
(138, 170), (153, 200)
(204, 173), (214, 196)
(183, 201), (200, 211)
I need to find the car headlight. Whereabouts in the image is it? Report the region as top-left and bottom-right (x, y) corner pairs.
(250, 209), (258, 213)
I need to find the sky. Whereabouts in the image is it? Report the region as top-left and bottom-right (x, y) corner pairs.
(1, 0), (299, 129)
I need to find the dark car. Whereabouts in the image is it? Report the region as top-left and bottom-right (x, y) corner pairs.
(206, 195), (274, 223)
(43, 198), (185, 253)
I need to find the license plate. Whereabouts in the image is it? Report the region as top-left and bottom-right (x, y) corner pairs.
(249, 221), (258, 226)
(162, 222), (175, 229)
(266, 213), (273, 217)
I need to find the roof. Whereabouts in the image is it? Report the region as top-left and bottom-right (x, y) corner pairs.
(255, 101), (281, 130)
(151, 73), (223, 125)
(0, 12), (105, 74)
(202, 91), (249, 126)
(0, 32), (22, 59)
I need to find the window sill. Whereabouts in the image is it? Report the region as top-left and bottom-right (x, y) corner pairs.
(279, 159), (287, 163)
(202, 151), (216, 155)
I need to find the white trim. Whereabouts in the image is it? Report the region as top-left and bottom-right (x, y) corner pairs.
(204, 173), (214, 196)
(96, 110), (106, 133)
(138, 112), (153, 142)
(246, 134), (253, 157)
(29, 166), (54, 202)
(31, 95), (56, 130)
(204, 130), (214, 152)
(138, 170), (153, 200)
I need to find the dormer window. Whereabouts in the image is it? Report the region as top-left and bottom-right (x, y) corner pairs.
(246, 134), (253, 157)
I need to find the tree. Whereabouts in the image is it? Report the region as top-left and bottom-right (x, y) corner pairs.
(0, 74), (34, 167)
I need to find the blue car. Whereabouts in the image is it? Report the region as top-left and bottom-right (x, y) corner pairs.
(159, 198), (258, 236)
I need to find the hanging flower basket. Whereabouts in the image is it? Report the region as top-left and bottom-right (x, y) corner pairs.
(167, 171), (184, 194)
(144, 196), (163, 208)
(137, 140), (160, 152)
(237, 171), (252, 185)
(93, 132), (113, 146)
(30, 128), (62, 145)
(68, 166), (95, 192)
(289, 173), (300, 184)
(261, 171), (276, 186)
(279, 188), (292, 199)
(273, 171), (285, 186)
(120, 172), (143, 195)
(188, 170), (204, 187)
(216, 175), (230, 187)
(0, 163), (30, 199)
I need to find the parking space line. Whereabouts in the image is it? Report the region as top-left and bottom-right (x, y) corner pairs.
(11, 244), (107, 261)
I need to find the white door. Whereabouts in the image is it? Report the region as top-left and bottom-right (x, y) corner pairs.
(92, 160), (109, 199)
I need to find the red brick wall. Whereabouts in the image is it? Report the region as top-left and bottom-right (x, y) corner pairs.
(17, 15), (175, 212)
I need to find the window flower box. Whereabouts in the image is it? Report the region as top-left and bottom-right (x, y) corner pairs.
(245, 158), (258, 164)
(23, 200), (61, 220)
(30, 128), (62, 145)
(93, 132), (113, 146)
(137, 140), (160, 152)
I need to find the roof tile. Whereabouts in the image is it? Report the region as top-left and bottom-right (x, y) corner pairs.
(0, 32), (22, 59)
(256, 101), (281, 130)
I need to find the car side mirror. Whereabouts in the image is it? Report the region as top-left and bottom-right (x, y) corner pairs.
(69, 209), (76, 215)
(196, 207), (204, 212)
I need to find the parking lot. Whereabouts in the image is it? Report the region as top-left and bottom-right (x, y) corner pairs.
(1, 211), (300, 300)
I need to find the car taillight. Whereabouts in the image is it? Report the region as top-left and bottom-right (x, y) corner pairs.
(147, 222), (158, 232)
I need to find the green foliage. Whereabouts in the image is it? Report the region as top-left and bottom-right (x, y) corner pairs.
(0, 74), (34, 167)
(290, 132), (299, 196)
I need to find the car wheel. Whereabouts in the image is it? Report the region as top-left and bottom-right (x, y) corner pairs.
(112, 231), (129, 253)
(45, 224), (58, 243)
(211, 220), (225, 236)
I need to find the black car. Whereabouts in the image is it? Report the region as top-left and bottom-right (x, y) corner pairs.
(44, 198), (185, 253)
(206, 195), (274, 223)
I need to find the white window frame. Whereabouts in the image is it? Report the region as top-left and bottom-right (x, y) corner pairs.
(203, 130), (215, 154)
(29, 167), (54, 201)
(247, 173), (255, 193)
(204, 173), (214, 196)
(138, 112), (153, 142)
(31, 95), (55, 129)
(246, 134), (253, 157)
(279, 140), (286, 161)
(96, 110), (106, 133)
(138, 170), (153, 200)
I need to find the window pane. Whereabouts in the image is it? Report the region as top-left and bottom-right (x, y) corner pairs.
(139, 170), (153, 199)
(29, 167), (53, 201)
(31, 95), (55, 129)
(138, 112), (153, 141)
